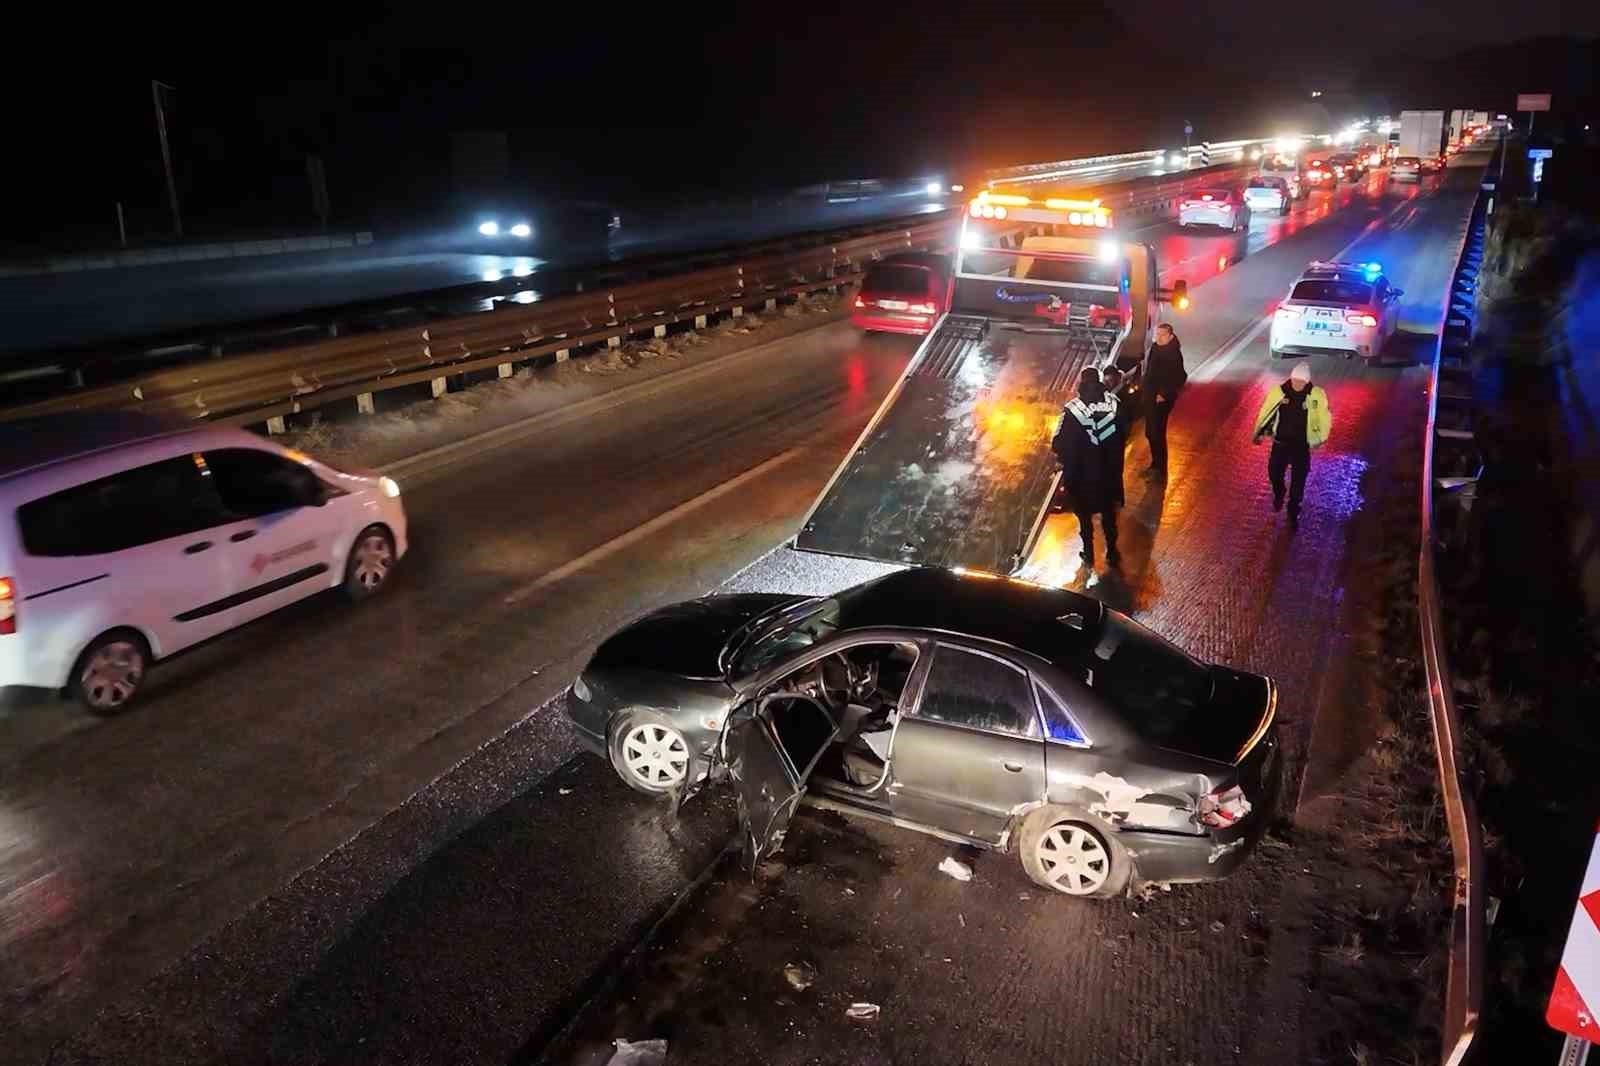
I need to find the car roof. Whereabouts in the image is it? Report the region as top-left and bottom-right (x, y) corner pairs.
(836, 567), (1107, 666)
(0, 412), (204, 482)
(885, 251), (949, 271)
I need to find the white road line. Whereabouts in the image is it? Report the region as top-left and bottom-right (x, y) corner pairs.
(502, 446), (807, 606)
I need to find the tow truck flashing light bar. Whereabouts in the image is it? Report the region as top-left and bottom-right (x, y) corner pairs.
(969, 191), (1113, 228)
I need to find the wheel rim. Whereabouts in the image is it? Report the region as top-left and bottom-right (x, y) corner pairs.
(1036, 823), (1111, 895)
(353, 533), (394, 590)
(621, 722), (689, 788)
(81, 640), (144, 710)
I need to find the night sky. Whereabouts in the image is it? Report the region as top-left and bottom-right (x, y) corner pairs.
(9, 2), (1597, 247)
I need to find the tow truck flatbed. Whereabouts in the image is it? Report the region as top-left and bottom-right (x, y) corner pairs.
(797, 314), (1118, 574)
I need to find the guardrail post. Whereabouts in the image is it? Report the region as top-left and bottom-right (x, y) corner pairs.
(694, 314), (708, 330)
(653, 324), (667, 339)
(555, 348), (570, 363)
(357, 392), (374, 416)
(497, 362), (513, 379)
(607, 335), (621, 349)
(266, 416), (287, 435)
(732, 306), (744, 319)
(765, 298), (777, 312)
(430, 376), (447, 399)
(327, 323), (340, 338)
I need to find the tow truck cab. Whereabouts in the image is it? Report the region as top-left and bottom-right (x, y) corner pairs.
(794, 190), (1186, 584)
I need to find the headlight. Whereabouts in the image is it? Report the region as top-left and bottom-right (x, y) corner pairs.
(379, 476), (401, 499)
(478, 221), (499, 236)
(960, 228), (982, 250)
(571, 676), (592, 702)
(510, 222), (532, 238)
(925, 181), (943, 196)
(1097, 239), (1118, 264)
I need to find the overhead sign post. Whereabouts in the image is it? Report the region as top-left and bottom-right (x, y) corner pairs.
(1547, 821), (1600, 1064)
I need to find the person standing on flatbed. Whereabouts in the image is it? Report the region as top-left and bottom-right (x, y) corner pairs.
(1053, 367), (1126, 569)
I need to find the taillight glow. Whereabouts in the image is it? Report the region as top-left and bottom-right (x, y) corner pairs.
(0, 576), (15, 635)
(908, 302), (937, 315)
(1346, 310), (1379, 327)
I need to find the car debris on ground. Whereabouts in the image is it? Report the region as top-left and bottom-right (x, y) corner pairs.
(845, 1002), (881, 1022)
(783, 962), (816, 991)
(606, 1038), (667, 1065)
(938, 857), (972, 882)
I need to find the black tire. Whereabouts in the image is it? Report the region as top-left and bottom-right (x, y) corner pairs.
(343, 525), (396, 601)
(608, 709), (692, 796)
(70, 629), (151, 716)
(1018, 806), (1130, 899)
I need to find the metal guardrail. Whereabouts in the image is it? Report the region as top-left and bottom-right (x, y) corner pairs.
(0, 155), (1252, 432)
(0, 221), (955, 431)
(1419, 167), (1492, 1066)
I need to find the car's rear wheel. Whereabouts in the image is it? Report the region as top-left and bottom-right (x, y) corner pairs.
(1018, 807), (1130, 898)
(610, 710), (691, 795)
(71, 629), (150, 715)
(343, 525), (396, 601)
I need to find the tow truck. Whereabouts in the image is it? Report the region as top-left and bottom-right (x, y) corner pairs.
(793, 189), (1188, 586)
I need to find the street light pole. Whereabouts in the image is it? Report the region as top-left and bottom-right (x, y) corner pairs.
(152, 80), (182, 237)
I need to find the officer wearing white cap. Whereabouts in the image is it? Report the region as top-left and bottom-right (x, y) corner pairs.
(1251, 361), (1331, 530)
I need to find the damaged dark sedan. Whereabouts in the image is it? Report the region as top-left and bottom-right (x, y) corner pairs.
(566, 568), (1281, 898)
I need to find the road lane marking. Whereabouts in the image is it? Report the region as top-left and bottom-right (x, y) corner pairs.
(502, 446), (807, 606)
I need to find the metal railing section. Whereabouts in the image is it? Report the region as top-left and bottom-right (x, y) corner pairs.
(1420, 172), (1492, 1066)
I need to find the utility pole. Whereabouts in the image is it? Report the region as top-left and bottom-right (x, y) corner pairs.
(152, 80), (182, 237)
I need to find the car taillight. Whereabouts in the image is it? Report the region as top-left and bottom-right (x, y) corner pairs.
(1198, 784), (1252, 828)
(854, 297), (867, 309)
(1275, 304), (1301, 316)
(0, 576), (15, 635)
(908, 302), (937, 315)
(1346, 310), (1379, 327)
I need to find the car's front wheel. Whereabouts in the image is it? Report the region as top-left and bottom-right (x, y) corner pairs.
(343, 525), (396, 601)
(1019, 807), (1130, 898)
(609, 710), (692, 795)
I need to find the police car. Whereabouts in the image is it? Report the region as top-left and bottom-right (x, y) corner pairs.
(1269, 261), (1403, 363)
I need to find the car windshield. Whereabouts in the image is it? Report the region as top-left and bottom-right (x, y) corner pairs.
(1082, 612), (1213, 743)
(862, 265), (930, 295)
(1291, 279), (1373, 304)
(728, 599), (841, 676)
(1193, 189), (1231, 201)
(1246, 179), (1282, 190)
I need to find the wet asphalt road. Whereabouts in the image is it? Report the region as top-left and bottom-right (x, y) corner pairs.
(1, 156), (1488, 1064)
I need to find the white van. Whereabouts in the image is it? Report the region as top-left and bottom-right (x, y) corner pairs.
(0, 414), (408, 713)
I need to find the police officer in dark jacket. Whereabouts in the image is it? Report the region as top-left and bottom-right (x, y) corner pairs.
(1053, 367), (1125, 568)
(1142, 322), (1187, 477)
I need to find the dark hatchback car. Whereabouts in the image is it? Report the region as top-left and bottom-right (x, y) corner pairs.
(567, 568), (1281, 898)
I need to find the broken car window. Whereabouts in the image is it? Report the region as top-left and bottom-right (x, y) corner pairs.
(916, 646), (1040, 737)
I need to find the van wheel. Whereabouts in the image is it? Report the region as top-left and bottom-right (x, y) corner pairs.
(71, 630), (150, 715)
(343, 525), (396, 601)
(1018, 806), (1130, 898)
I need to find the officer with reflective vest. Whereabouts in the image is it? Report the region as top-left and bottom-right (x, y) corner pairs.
(1252, 361), (1332, 530)
(1053, 366), (1126, 568)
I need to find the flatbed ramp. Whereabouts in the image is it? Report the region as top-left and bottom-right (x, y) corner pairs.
(796, 315), (1116, 574)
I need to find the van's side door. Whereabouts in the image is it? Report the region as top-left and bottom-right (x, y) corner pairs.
(14, 453), (238, 670)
